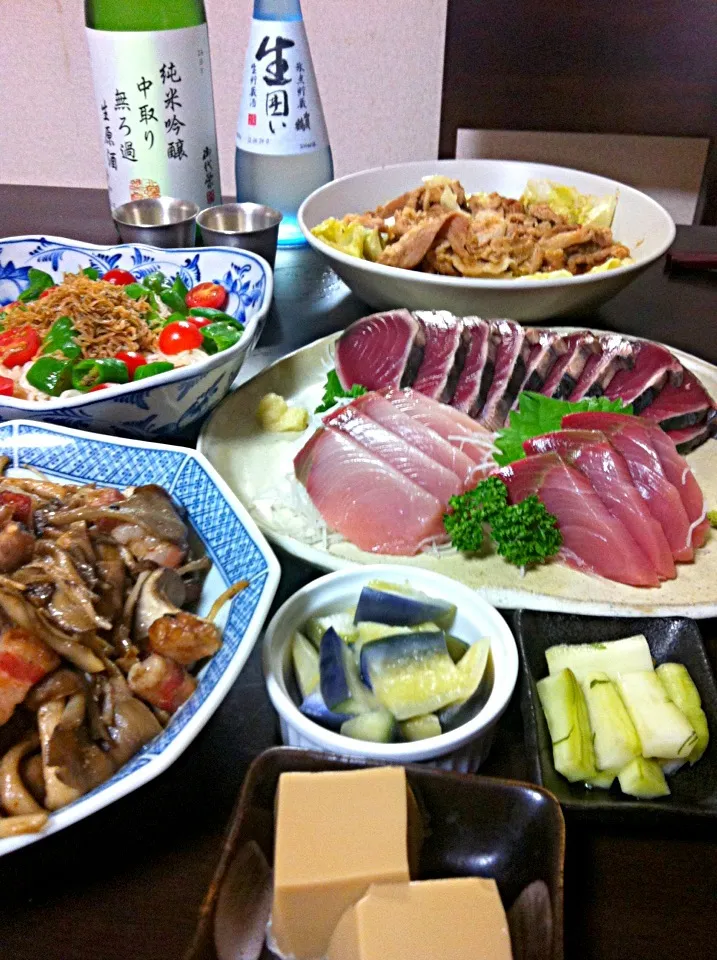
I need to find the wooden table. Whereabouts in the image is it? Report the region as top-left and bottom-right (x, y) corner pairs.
(0, 186), (716, 960)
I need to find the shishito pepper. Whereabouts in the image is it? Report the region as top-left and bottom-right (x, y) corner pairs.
(201, 321), (243, 354)
(188, 307), (243, 328)
(42, 315), (81, 361)
(26, 357), (74, 396)
(159, 288), (188, 315)
(71, 357), (129, 392)
(133, 361), (174, 381)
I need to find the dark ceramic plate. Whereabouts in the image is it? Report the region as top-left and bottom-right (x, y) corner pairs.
(185, 746), (565, 960)
(514, 611), (717, 822)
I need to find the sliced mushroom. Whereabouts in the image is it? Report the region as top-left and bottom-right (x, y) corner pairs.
(0, 733), (43, 816)
(133, 568), (186, 643)
(47, 724), (115, 794)
(37, 700), (82, 811)
(24, 668), (85, 711)
(106, 696), (161, 768)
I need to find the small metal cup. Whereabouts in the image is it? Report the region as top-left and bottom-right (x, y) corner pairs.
(197, 203), (282, 267)
(112, 197), (200, 248)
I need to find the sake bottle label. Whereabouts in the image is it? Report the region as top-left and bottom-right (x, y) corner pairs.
(236, 18), (329, 157)
(86, 24), (221, 209)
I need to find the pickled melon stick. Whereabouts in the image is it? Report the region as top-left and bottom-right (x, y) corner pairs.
(656, 663), (710, 764)
(537, 668), (597, 782)
(618, 757), (670, 798)
(582, 672), (641, 772)
(545, 635), (653, 684)
(616, 671), (698, 760)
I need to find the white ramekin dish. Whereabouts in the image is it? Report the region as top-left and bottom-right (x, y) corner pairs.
(263, 565), (519, 772)
(299, 158), (676, 321)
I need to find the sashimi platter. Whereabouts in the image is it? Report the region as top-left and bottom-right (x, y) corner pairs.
(199, 310), (717, 618)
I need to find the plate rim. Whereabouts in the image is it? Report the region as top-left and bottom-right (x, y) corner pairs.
(0, 418), (280, 857)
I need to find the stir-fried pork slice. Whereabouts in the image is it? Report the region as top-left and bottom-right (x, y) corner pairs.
(148, 612), (221, 666)
(0, 628), (60, 726)
(128, 654), (197, 714)
(378, 212), (458, 270)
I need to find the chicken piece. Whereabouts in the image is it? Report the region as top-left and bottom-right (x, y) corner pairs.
(0, 522), (35, 574)
(128, 654), (197, 714)
(148, 611), (221, 666)
(0, 628), (60, 726)
(378, 212), (458, 270)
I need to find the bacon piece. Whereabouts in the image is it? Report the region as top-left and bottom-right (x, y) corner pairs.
(0, 628), (60, 726)
(128, 654), (197, 714)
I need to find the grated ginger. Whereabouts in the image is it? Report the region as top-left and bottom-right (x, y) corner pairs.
(257, 393), (309, 432)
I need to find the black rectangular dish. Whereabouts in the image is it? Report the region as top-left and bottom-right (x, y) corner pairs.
(514, 611), (717, 822)
(185, 747), (565, 960)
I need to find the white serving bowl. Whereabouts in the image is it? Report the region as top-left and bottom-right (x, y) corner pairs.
(263, 565), (519, 772)
(299, 159), (676, 321)
(0, 236), (273, 438)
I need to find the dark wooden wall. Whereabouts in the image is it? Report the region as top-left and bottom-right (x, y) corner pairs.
(440, 0), (717, 222)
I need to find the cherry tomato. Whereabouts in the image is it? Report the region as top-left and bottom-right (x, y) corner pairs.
(185, 282), (227, 311)
(0, 326), (40, 368)
(158, 320), (203, 355)
(103, 269), (137, 286)
(89, 383), (110, 392)
(114, 351), (147, 378)
(0, 376), (14, 397)
(184, 315), (213, 330)
(1, 302), (20, 313)
(38, 288), (55, 299)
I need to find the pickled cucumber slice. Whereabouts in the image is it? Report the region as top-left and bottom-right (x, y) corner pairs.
(545, 635), (653, 683)
(656, 663), (710, 764)
(537, 668), (597, 782)
(618, 757), (670, 798)
(616, 671), (698, 760)
(586, 770), (617, 790)
(291, 631), (319, 698)
(582, 672), (641, 772)
(399, 714), (442, 741)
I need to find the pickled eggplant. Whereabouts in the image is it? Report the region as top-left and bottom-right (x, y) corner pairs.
(341, 708), (397, 743)
(616, 671), (697, 760)
(537, 668), (597, 782)
(354, 581), (456, 630)
(656, 663), (709, 764)
(319, 627), (379, 714)
(360, 631), (462, 721)
(436, 639), (492, 731)
(291, 631), (319, 698)
(446, 635), (470, 664)
(399, 714), (442, 741)
(618, 757), (670, 799)
(300, 690), (359, 731)
(582, 672), (641, 772)
(545, 635), (653, 683)
(304, 612), (358, 647)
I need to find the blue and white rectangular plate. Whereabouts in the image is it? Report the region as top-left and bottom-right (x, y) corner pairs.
(0, 420), (280, 856)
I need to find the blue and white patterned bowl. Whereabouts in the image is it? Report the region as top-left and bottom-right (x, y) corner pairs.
(0, 420), (280, 857)
(0, 236), (273, 438)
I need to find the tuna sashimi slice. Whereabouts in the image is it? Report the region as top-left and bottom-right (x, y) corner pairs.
(411, 311), (465, 402)
(541, 332), (600, 399)
(499, 453), (660, 587)
(334, 309), (424, 393)
(294, 428), (446, 555)
(524, 430), (675, 580)
(323, 404), (462, 503)
(569, 334), (634, 401)
(640, 367), (717, 432)
(351, 392), (480, 490)
(604, 342), (683, 413)
(451, 317), (494, 416)
(384, 388), (495, 471)
(480, 320), (529, 430)
(514, 330), (567, 403)
(637, 420), (708, 549)
(562, 412), (694, 562)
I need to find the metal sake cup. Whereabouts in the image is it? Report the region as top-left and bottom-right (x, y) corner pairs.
(112, 197), (200, 248)
(197, 203), (283, 267)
